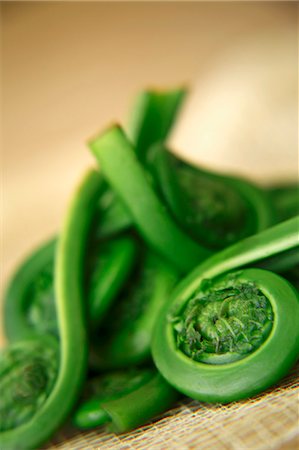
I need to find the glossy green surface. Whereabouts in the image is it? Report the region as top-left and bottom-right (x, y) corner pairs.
(90, 248), (178, 369)
(151, 146), (274, 249)
(128, 87), (187, 165)
(152, 218), (299, 402)
(2, 82), (298, 446)
(74, 368), (179, 433)
(95, 86), (188, 238)
(90, 125), (212, 273)
(102, 371), (179, 433)
(4, 239), (57, 343)
(0, 339), (59, 433)
(95, 190), (132, 239)
(4, 233), (138, 342)
(86, 234), (138, 329)
(1, 169), (103, 449)
(169, 216), (299, 301)
(73, 368), (154, 429)
(153, 268), (299, 402)
(173, 276), (273, 364)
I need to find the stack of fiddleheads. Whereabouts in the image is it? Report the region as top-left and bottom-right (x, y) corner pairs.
(1, 86), (299, 449)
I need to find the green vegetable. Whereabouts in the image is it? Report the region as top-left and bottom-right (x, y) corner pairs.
(150, 145), (274, 249)
(96, 86), (188, 239)
(2, 85), (186, 444)
(0, 337), (59, 433)
(3, 83), (298, 447)
(85, 233), (138, 329)
(94, 190), (132, 239)
(127, 87), (187, 165)
(267, 182), (299, 223)
(90, 248), (178, 369)
(3, 86), (187, 339)
(90, 125), (212, 273)
(152, 217), (299, 402)
(73, 367), (179, 432)
(82, 173), (131, 241)
(0, 169), (102, 449)
(4, 239), (57, 342)
(4, 233), (138, 341)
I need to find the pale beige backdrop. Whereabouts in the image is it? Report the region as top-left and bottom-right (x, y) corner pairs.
(1, 3), (299, 448)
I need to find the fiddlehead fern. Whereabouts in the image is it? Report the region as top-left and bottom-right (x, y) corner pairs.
(90, 125), (212, 274)
(152, 217), (299, 403)
(85, 234), (138, 329)
(149, 146), (274, 249)
(73, 367), (179, 433)
(4, 239), (57, 343)
(4, 86), (186, 345)
(94, 86), (188, 239)
(173, 274), (273, 364)
(73, 368), (154, 428)
(127, 87), (187, 165)
(3, 82), (298, 446)
(1, 169), (103, 449)
(4, 233), (138, 344)
(90, 247), (178, 369)
(0, 340), (58, 432)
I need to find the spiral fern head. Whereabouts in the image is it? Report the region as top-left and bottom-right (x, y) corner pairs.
(0, 341), (58, 432)
(172, 272), (274, 363)
(175, 161), (250, 248)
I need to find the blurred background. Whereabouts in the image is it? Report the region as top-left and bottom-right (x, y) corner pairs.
(2, 1), (298, 305)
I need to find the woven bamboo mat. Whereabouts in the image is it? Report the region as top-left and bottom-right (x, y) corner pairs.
(45, 363), (299, 450)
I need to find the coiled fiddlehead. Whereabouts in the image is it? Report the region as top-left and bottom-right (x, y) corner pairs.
(149, 147), (274, 249)
(152, 217), (299, 403)
(4, 232), (138, 345)
(1, 169), (103, 450)
(173, 274), (273, 364)
(0, 340), (58, 432)
(4, 239), (57, 343)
